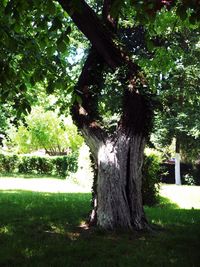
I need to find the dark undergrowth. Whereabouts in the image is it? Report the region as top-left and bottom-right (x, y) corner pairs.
(0, 191), (199, 267)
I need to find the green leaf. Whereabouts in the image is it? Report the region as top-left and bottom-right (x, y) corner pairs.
(66, 26), (71, 35)
(67, 86), (74, 94)
(57, 39), (67, 53)
(146, 39), (155, 52)
(2, 0), (8, 8)
(50, 17), (63, 31)
(46, 81), (54, 94)
(14, 23), (21, 33)
(54, 80), (63, 90)
(71, 93), (76, 104)
(177, 5), (187, 20)
(47, 1), (56, 15)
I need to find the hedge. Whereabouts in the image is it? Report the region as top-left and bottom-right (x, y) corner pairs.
(0, 152), (165, 206)
(0, 153), (78, 178)
(142, 154), (162, 206)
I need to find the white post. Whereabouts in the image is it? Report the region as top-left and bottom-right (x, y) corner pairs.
(175, 153), (181, 185)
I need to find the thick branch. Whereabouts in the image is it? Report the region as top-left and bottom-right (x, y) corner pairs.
(59, 0), (152, 140)
(57, 0), (138, 72)
(73, 48), (103, 123)
(57, 0), (120, 68)
(71, 48), (107, 156)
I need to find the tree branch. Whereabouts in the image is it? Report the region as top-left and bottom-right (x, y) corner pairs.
(102, 0), (118, 31)
(57, 0), (139, 72)
(71, 48), (107, 156)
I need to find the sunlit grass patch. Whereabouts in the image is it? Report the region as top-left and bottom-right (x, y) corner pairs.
(0, 225), (13, 235)
(0, 177), (91, 193)
(160, 184), (200, 209)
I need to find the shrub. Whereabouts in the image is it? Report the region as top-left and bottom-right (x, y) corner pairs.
(18, 156), (53, 175)
(142, 153), (162, 206)
(0, 154), (19, 173)
(0, 153), (78, 178)
(51, 155), (78, 177)
(182, 173), (196, 185)
(193, 163), (200, 185)
(161, 162), (200, 185)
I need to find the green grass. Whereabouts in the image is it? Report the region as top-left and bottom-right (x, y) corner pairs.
(160, 184), (200, 209)
(0, 191), (199, 267)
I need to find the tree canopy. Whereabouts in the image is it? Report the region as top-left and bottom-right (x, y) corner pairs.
(140, 9), (200, 161)
(0, 0), (199, 118)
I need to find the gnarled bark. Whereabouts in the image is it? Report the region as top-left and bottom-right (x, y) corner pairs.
(96, 132), (148, 230)
(72, 64), (151, 231)
(58, 0), (153, 231)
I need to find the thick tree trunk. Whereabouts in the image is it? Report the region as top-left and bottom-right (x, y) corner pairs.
(58, 0), (152, 231)
(70, 52), (151, 230)
(96, 132), (148, 230)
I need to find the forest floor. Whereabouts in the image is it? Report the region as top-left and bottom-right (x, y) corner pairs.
(0, 177), (200, 266)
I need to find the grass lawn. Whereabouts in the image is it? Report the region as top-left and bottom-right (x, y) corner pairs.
(0, 179), (200, 267)
(160, 184), (200, 209)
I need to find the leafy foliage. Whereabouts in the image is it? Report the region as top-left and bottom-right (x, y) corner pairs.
(0, 1), (199, 133)
(136, 9), (200, 161)
(6, 107), (83, 155)
(142, 153), (162, 206)
(0, 0), (200, 218)
(0, 153), (78, 177)
(0, 0), (74, 118)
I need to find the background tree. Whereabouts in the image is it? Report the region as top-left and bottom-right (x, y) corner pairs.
(6, 106), (83, 155)
(0, 0), (199, 231)
(137, 9), (200, 184)
(145, 17), (200, 185)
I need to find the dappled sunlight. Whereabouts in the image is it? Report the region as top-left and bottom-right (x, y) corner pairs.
(0, 189), (200, 266)
(150, 219), (165, 227)
(0, 177), (91, 193)
(0, 225), (13, 236)
(146, 207), (200, 228)
(67, 231), (81, 241)
(0, 190), (92, 264)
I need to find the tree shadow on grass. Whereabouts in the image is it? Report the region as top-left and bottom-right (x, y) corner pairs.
(145, 196), (200, 227)
(0, 190), (200, 267)
(0, 190), (92, 266)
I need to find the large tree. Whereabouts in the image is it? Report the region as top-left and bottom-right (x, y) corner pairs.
(138, 13), (200, 184)
(0, 0), (199, 230)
